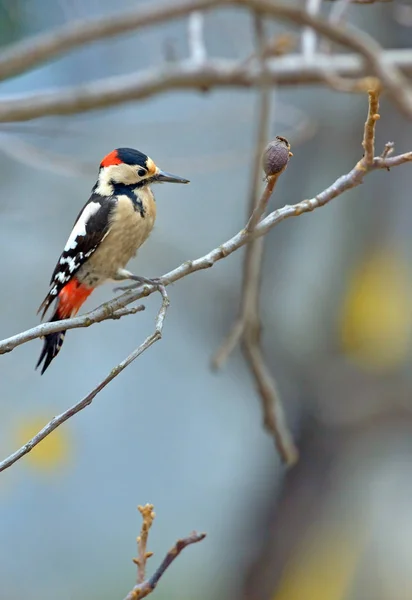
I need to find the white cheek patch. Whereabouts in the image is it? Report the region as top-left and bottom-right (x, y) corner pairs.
(64, 202), (101, 251)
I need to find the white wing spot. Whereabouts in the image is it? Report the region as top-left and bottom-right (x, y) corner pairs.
(56, 272), (67, 283)
(59, 254), (82, 273)
(64, 201), (101, 251)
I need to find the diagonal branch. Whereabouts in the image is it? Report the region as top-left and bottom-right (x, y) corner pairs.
(0, 288), (169, 473)
(212, 137), (296, 464)
(0, 301), (147, 354)
(133, 505), (155, 584)
(0, 0), (220, 83)
(122, 503), (206, 600)
(124, 530), (206, 599)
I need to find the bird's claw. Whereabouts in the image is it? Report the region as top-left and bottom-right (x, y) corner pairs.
(113, 276), (163, 293)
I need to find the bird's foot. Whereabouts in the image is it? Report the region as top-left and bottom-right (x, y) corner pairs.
(113, 275), (164, 293)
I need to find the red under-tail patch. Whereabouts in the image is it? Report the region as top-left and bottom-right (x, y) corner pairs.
(100, 149), (122, 168)
(58, 278), (93, 318)
(36, 278), (93, 375)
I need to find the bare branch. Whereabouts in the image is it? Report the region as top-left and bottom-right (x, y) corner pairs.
(0, 0), (411, 121)
(242, 18), (297, 465)
(124, 529), (206, 600)
(381, 141), (394, 159)
(118, 504), (206, 600)
(133, 505), (155, 584)
(246, 137), (292, 232)
(243, 341), (296, 464)
(0, 0), (219, 83)
(0, 289), (168, 473)
(211, 10), (275, 412)
(0, 54), (411, 124)
(362, 86), (380, 164)
(0, 302), (146, 355)
(212, 119), (296, 463)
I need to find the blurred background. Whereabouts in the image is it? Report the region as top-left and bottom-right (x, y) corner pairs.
(0, 0), (412, 598)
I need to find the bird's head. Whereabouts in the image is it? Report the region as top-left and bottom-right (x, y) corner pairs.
(97, 147), (189, 193)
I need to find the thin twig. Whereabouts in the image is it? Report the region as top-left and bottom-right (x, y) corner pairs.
(133, 505), (155, 584)
(381, 141), (394, 159)
(0, 289), (168, 473)
(0, 301), (147, 354)
(213, 157), (297, 464)
(245, 170), (283, 233)
(0, 0), (411, 121)
(124, 531), (206, 600)
(362, 86), (380, 164)
(246, 12), (273, 233)
(243, 341), (295, 463)
(0, 53), (411, 124)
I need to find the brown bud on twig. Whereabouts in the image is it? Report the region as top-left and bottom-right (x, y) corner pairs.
(262, 136), (292, 177)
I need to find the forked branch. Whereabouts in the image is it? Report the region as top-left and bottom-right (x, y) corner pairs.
(123, 504), (206, 600)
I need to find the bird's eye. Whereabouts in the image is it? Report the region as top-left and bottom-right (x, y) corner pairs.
(138, 168), (146, 177)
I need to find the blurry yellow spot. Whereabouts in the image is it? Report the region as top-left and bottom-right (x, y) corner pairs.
(273, 524), (365, 600)
(340, 247), (412, 371)
(14, 417), (71, 471)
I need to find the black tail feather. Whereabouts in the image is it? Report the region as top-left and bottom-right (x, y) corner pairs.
(36, 311), (67, 375)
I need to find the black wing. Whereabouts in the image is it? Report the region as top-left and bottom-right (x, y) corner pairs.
(38, 193), (115, 318)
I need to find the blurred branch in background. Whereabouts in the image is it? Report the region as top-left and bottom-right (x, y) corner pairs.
(0, 0), (412, 122)
(211, 10), (298, 466)
(325, 0), (392, 3)
(0, 86), (410, 472)
(212, 134), (296, 465)
(212, 15), (296, 464)
(122, 504), (206, 600)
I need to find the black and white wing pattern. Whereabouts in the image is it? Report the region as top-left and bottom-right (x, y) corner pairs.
(38, 193), (115, 318)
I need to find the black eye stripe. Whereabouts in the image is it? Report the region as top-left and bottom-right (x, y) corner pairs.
(138, 168), (146, 177)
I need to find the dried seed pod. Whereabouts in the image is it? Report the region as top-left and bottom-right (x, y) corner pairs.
(262, 136), (292, 177)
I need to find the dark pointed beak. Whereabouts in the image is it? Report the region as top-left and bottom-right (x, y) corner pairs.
(154, 169), (190, 184)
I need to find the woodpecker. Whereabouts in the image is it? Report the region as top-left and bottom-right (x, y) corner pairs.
(36, 147), (189, 375)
